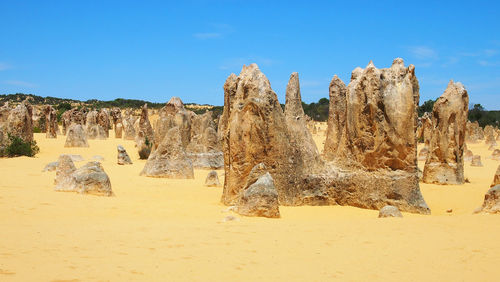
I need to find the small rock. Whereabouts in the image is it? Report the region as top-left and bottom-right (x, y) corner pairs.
(236, 171), (280, 218)
(117, 145), (132, 165)
(378, 205), (403, 218)
(204, 170), (220, 187)
(92, 155), (105, 161)
(222, 215), (239, 222)
(471, 155), (483, 167)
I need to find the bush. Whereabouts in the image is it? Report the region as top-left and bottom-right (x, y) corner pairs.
(33, 126), (42, 133)
(138, 136), (152, 159)
(4, 134), (40, 157)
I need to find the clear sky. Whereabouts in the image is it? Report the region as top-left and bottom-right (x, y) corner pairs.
(1, 1), (499, 108)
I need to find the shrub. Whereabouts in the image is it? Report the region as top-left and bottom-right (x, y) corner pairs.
(138, 136), (152, 159)
(33, 126), (42, 133)
(5, 134), (40, 157)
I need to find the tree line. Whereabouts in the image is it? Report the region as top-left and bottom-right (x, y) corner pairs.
(2, 93), (498, 127)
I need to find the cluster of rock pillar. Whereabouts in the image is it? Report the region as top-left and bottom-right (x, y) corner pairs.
(219, 60), (453, 215)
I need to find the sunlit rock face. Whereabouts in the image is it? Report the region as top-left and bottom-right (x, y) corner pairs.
(323, 75), (347, 161)
(220, 64), (306, 206)
(220, 60), (430, 214)
(423, 81), (469, 185)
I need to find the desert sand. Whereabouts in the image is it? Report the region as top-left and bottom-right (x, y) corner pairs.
(1, 126), (500, 281)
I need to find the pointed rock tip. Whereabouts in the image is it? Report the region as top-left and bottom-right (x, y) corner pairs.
(240, 63), (260, 75)
(366, 60), (375, 68)
(392, 58), (405, 67)
(167, 96), (185, 108)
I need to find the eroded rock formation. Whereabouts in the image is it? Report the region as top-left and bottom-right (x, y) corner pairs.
(284, 72), (322, 172)
(466, 121), (482, 143)
(378, 205), (403, 218)
(324, 75), (347, 160)
(485, 125), (497, 146)
(235, 164), (280, 218)
(423, 81), (469, 185)
(135, 104), (154, 155)
(86, 110), (107, 139)
(491, 165), (500, 187)
(471, 155), (483, 167)
(140, 127), (194, 178)
(117, 145), (132, 165)
(122, 115), (136, 140)
(44, 105), (58, 138)
(7, 99), (33, 143)
(220, 64), (305, 206)
(54, 155), (113, 196)
(220, 61), (429, 214)
(205, 170), (220, 187)
(186, 111), (223, 169)
(492, 149), (500, 161)
(474, 185), (500, 214)
(65, 124), (89, 147)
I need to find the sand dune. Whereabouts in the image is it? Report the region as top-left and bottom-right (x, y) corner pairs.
(1, 130), (500, 281)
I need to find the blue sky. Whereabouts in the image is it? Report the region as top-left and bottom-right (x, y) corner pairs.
(1, 1), (499, 109)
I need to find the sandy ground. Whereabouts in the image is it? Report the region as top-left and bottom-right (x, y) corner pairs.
(1, 127), (500, 281)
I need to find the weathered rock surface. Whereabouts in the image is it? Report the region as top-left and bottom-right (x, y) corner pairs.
(186, 111), (223, 169)
(474, 185), (500, 214)
(466, 121), (482, 143)
(423, 81), (469, 185)
(7, 99), (33, 143)
(110, 107), (123, 138)
(61, 108), (87, 135)
(71, 161), (113, 196)
(54, 155), (112, 196)
(491, 165), (500, 187)
(284, 72), (322, 172)
(117, 145), (132, 165)
(220, 64), (306, 206)
(220, 61), (429, 214)
(97, 109), (110, 138)
(332, 60), (420, 172)
(319, 59), (429, 213)
(42, 161), (59, 172)
(205, 170), (220, 187)
(86, 110), (107, 139)
(420, 112), (433, 147)
(122, 115), (136, 140)
(54, 155), (77, 191)
(378, 205), (403, 218)
(140, 127), (194, 178)
(135, 104), (154, 155)
(64, 124), (89, 147)
(485, 125), (497, 146)
(115, 122), (123, 138)
(236, 167), (280, 218)
(68, 154), (85, 162)
(44, 105), (57, 138)
(324, 75), (347, 161)
(471, 155), (483, 167)
(492, 149), (500, 161)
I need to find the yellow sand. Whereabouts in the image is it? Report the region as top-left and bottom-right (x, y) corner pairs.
(1, 129), (500, 281)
